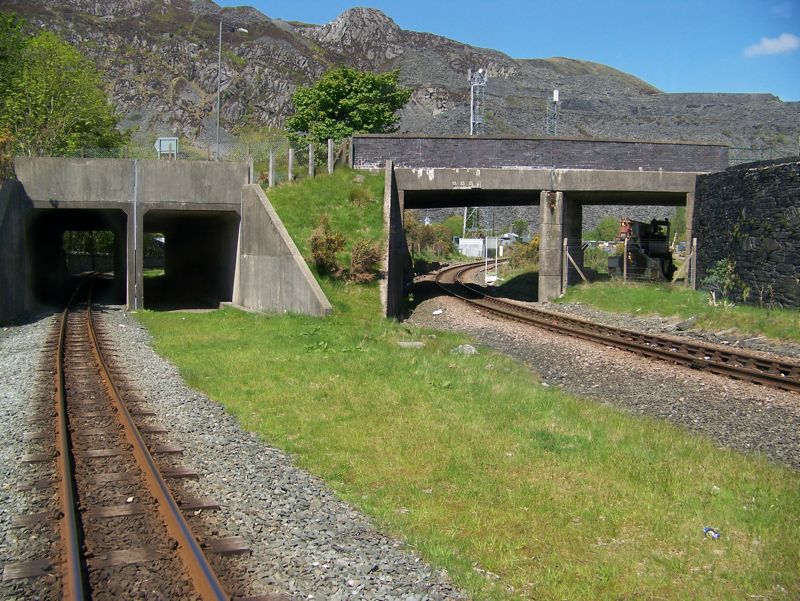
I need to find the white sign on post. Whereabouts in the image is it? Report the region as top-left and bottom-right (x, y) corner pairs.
(154, 137), (179, 159)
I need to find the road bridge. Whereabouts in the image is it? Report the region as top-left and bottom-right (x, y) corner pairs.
(351, 135), (729, 317)
(0, 157), (331, 323)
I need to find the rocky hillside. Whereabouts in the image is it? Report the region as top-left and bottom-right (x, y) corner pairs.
(3, 0), (799, 156)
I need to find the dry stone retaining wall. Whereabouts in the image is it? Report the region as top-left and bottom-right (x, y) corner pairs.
(694, 159), (800, 307)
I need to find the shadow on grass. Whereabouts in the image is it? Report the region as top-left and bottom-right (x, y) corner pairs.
(490, 271), (540, 302)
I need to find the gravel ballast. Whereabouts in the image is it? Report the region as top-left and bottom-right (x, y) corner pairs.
(407, 294), (800, 471)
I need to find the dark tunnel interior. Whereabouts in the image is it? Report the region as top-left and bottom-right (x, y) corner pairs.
(142, 210), (240, 310)
(26, 209), (127, 307)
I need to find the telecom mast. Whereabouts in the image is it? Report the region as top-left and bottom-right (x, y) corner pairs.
(545, 89), (560, 136)
(469, 68), (487, 135)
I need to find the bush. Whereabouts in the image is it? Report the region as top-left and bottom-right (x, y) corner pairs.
(309, 214), (345, 277)
(348, 239), (381, 283)
(583, 246), (609, 274)
(508, 236), (540, 269)
(349, 185), (373, 206)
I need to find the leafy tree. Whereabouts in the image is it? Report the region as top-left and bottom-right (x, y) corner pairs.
(287, 66), (411, 148)
(583, 216), (620, 241)
(0, 14), (25, 101)
(511, 219), (529, 237)
(0, 27), (126, 156)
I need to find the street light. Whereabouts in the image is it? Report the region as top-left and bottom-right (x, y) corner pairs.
(215, 19), (248, 161)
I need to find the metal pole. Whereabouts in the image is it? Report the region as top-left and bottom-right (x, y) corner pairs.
(215, 19), (222, 161)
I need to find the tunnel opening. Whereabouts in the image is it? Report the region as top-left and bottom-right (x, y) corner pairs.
(27, 209), (127, 307)
(142, 210), (240, 310)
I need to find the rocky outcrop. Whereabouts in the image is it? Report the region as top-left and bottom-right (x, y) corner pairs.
(2, 0), (799, 155)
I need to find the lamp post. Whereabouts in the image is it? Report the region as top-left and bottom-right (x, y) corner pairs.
(215, 19), (248, 161)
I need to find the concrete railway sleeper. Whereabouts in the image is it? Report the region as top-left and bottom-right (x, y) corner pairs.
(435, 262), (800, 394)
(4, 276), (251, 600)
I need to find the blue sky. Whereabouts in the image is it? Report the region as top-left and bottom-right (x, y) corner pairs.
(217, 0), (800, 101)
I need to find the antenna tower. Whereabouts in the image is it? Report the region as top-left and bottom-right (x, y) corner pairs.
(469, 68), (488, 135)
(545, 89), (560, 136)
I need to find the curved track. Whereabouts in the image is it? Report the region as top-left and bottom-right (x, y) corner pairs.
(435, 262), (800, 394)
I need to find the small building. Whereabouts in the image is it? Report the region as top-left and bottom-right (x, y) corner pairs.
(458, 238), (484, 258)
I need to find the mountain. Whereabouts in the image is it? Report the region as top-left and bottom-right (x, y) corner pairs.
(3, 0), (799, 156)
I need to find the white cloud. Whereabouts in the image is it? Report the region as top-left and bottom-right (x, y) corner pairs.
(744, 33), (800, 57)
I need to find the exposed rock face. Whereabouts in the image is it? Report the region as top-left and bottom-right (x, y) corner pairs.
(2, 0), (799, 155)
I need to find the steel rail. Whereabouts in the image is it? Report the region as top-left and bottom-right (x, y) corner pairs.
(54, 285), (88, 601)
(435, 262), (800, 394)
(84, 301), (230, 601)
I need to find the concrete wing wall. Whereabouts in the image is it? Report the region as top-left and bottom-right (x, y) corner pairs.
(233, 185), (332, 317)
(0, 180), (31, 324)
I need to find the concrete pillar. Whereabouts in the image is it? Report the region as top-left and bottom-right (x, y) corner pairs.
(539, 190), (583, 300)
(327, 139), (334, 174)
(268, 150), (276, 188)
(126, 162), (144, 310)
(308, 144), (315, 178)
(288, 147), (295, 182)
(382, 161), (411, 318)
(538, 190), (563, 302)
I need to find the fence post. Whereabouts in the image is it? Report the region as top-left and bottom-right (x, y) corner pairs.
(327, 139), (334, 174)
(288, 147), (295, 182)
(690, 238), (697, 290)
(623, 237), (628, 282)
(561, 237), (568, 295)
(308, 144), (315, 178)
(268, 150), (276, 188)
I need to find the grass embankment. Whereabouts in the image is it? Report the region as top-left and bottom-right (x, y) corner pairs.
(558, 281), (800, 344)
(135, 171), (800, 600)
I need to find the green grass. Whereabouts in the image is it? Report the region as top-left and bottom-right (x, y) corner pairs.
(136, 307), (800, 601)
(558, 281), (800, 343)
(133, 171), (800, 600)
(143, 268), (164, 278)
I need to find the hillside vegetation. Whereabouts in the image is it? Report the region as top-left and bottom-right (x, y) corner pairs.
(135, 171), (800, 601)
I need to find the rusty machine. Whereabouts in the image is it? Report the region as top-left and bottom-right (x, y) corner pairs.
(607, 218), (676, 280)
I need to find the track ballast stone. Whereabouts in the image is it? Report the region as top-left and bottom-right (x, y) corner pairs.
(95, 307), (466, 601)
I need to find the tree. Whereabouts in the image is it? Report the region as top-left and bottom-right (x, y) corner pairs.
(583, 216), (620, 241)
(0, 14), (25, 101)
(286, 67), (411, 148)
(0, 27), (126, 156)
(511, 219), (529, 237)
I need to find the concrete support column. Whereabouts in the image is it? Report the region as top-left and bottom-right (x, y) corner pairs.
(327, 139), (334, 174)
(308, 144), (315, 178)
(126, 161), (144, 310)
(288, 147), (295, 182)
(538, 190), (564, 302)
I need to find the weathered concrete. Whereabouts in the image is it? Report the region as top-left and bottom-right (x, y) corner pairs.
(353, 134), (728, 173)
(0, 180), (32, 322)
(233, 185), (331, 317)
(381, 165), (700, 314)
(2, 157), (330, 323)
(381, 162), (412, 318)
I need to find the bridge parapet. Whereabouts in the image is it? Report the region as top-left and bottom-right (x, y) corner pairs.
(353, 134), (728, 174)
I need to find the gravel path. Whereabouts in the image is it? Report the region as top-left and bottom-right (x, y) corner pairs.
(407, 293), (800, 471)
(1, 310), (466, 601)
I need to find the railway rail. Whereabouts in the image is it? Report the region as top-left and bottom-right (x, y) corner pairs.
(4, 277), (255, 600)
(435, 261), (800, 394)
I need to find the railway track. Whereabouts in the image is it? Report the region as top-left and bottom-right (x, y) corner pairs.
(4, 277), (262, 600)
(435, 261), (800, 394)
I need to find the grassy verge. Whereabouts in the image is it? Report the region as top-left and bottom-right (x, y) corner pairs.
(558, 281), (800, 343)
(134, 172), (799, 600)
(136, 307), (800, 601)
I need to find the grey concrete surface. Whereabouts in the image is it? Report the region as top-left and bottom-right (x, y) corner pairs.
(233, 185), (331, 317)
(3, 157), (331, 323)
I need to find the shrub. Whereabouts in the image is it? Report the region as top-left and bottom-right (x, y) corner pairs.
(508, 236), (540, 269)
(349, 185), (373, 206)
(348, 239), (382, 283)
(583, 246), (609, 274)
(309, 214), (345, 277)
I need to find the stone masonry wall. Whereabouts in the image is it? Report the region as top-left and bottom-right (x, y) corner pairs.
(353, 135), (729, 173)
(694, 159), (800, 307)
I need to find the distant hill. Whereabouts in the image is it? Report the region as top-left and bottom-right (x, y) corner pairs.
(3, 0), (799, 157)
